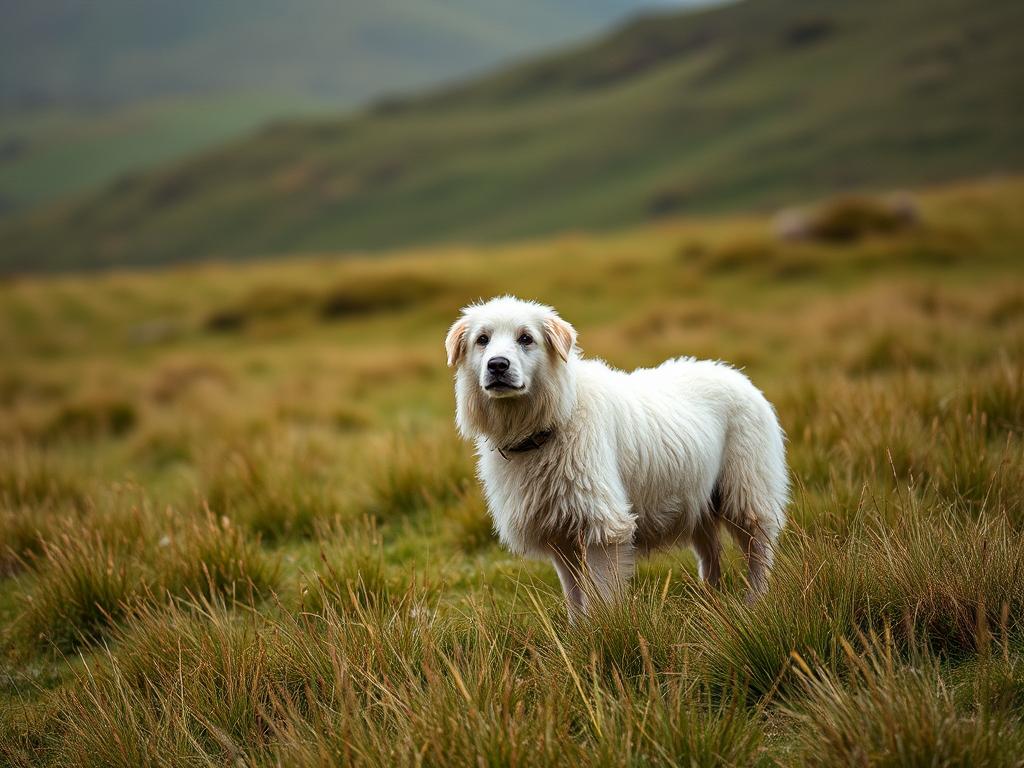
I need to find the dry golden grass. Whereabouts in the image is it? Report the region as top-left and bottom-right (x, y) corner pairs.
(1, 178), (1023, 766)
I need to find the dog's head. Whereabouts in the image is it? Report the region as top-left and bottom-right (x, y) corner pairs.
(445, 296), (577, 440)
(446, 296), (576, 398)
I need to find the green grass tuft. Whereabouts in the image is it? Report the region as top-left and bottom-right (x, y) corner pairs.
(21, 532), (138, 652)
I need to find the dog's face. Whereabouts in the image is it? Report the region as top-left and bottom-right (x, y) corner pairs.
(446, 297), (576, 400)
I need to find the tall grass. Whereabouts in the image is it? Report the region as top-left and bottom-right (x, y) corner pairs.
(1, 180), (1023, 765)
(200, 438), (346, 542)
(363, 430), (475, 523)
(20, 531), (137, 652)
(788, 639), (1024, 766)
(22, 584), (767, 767)
(17, 509), (276, 654)
(697, 511), (1024, 704)
(34, 502), (1020, 764)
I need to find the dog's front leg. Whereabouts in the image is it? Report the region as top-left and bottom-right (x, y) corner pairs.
(581, 542), (635, 608)
(550, 543), (635, 620)
(551, 548), (586, 621)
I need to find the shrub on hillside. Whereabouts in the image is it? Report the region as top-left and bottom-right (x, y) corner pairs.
(203, 272), (453, 332)
(319, 273), (444, 319)
(43, 397), (137, 442)
(776, 194), (920, 243)
(203, 284), (316, 332)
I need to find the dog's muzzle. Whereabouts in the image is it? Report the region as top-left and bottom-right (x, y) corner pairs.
(483, 355), (524, 393)
(484, 376), (525, 393)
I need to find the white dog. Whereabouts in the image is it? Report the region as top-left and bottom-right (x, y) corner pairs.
(446, 296), (788, 614)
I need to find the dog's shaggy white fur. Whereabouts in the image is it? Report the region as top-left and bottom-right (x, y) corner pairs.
(446, 296), (788, 613)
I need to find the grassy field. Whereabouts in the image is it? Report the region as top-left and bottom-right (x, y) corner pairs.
(3, 0), (1021, 273)
(1, 177), (1023, 765)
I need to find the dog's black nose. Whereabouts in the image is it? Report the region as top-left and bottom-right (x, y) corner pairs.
(487, 356), (510, 374)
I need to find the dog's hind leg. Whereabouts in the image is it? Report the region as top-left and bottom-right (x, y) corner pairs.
(690, 518), (722, 589)
(724, 514), (774, 602)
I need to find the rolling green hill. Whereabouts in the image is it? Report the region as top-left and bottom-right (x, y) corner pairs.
(0, 93), (330, 216)
(2, 0), (1021, 273)
(0, 0), (674, 214)
(0, 0), (664, 110)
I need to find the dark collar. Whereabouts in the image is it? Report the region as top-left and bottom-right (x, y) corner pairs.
(499, 428), (554, 459)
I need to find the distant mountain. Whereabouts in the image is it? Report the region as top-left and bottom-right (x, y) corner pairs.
(2, 0), (1021, 273)
(0, 0), (690, 110)
(1, 0), (701, 213)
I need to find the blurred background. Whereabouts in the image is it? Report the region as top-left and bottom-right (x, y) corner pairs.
(0, 0), (1020, 272)
(0, 0), (709, 241)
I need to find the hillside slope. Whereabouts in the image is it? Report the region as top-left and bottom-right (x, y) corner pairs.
(0, 0), (656, 109)
(0, 0), (674, 214)
(2, 0), (1021, 273)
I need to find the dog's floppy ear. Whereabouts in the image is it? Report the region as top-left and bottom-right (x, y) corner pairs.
(445, 317), (469, 368)
(543, 315), (577, 363)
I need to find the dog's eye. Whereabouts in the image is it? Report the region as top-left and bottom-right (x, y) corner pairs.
(518, 333), (533, 345)
(476, 334), (490, 346)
